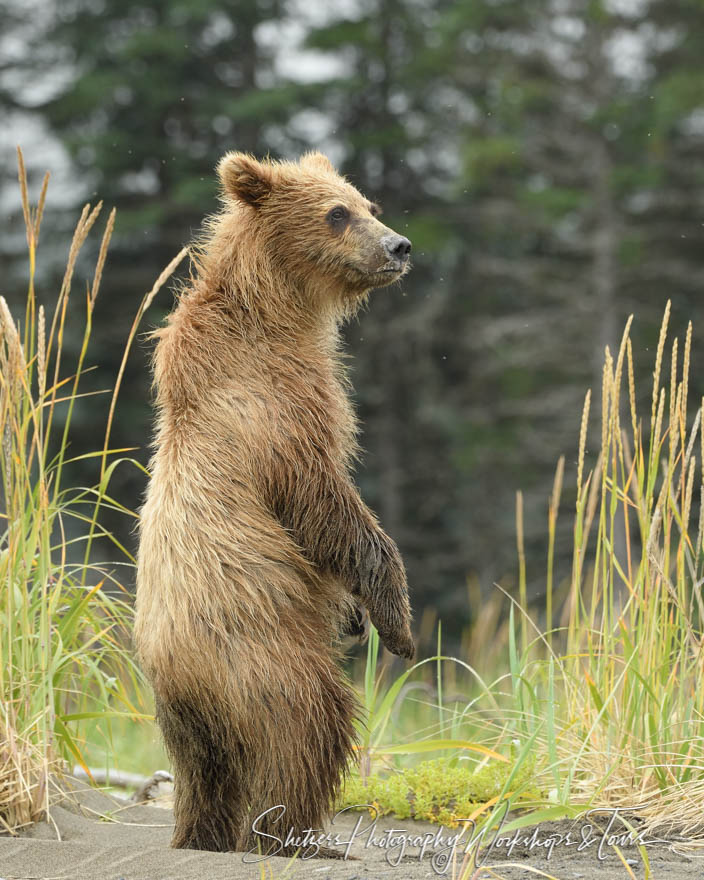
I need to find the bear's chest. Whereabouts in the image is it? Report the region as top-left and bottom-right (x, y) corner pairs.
(269, 363), (355, 454)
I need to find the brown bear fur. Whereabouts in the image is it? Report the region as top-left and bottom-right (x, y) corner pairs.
(134, 151), (414, 856)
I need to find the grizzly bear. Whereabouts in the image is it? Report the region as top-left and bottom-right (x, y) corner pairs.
(134, 150), (414, 857)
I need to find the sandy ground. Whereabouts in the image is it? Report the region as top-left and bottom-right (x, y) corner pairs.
(1, 778), (704, 880)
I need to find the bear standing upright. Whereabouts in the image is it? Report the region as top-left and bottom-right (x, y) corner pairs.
(134, 151), (414, 856)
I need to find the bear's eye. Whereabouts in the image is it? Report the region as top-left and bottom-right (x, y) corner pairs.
(369, 203), (382, 218)
(327, 205), (349, 225)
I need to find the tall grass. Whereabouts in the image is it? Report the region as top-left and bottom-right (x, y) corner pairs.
(541, 303), (704, 833)
(347, 305), (704, 877)
(0, 151), (185, 832)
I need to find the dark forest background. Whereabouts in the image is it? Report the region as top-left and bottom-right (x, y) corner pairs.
(2, 0), (703, 639)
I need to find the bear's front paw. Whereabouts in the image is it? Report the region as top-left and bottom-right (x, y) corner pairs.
(365, 594), (414, 660)
(352, 530), (413, 659)
(378, 622), (415, 660)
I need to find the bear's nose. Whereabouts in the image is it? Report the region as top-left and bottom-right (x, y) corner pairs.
(382, 234), (412, 263)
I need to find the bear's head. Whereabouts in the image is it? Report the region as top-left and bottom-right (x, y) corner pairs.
(216, 151), (411, 301)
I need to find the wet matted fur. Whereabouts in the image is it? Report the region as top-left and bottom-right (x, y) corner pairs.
(135, 151), (414, 855)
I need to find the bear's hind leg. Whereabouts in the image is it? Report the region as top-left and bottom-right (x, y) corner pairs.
(156, 694), (249, 852)
(239, 653), (358, 860)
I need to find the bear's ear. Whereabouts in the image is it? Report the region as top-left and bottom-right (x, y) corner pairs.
(217, 152), (277, 207)
(300, 151), (336, 174)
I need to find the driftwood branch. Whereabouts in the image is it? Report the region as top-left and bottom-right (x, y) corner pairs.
(71, 767), (173, 803)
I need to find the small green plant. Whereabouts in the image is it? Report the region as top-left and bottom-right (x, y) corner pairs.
(339, 755), (538, 827)
(0, 150), (185, 831)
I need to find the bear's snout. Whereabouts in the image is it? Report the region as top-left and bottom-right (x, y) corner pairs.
(381, 233), (412, 264)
